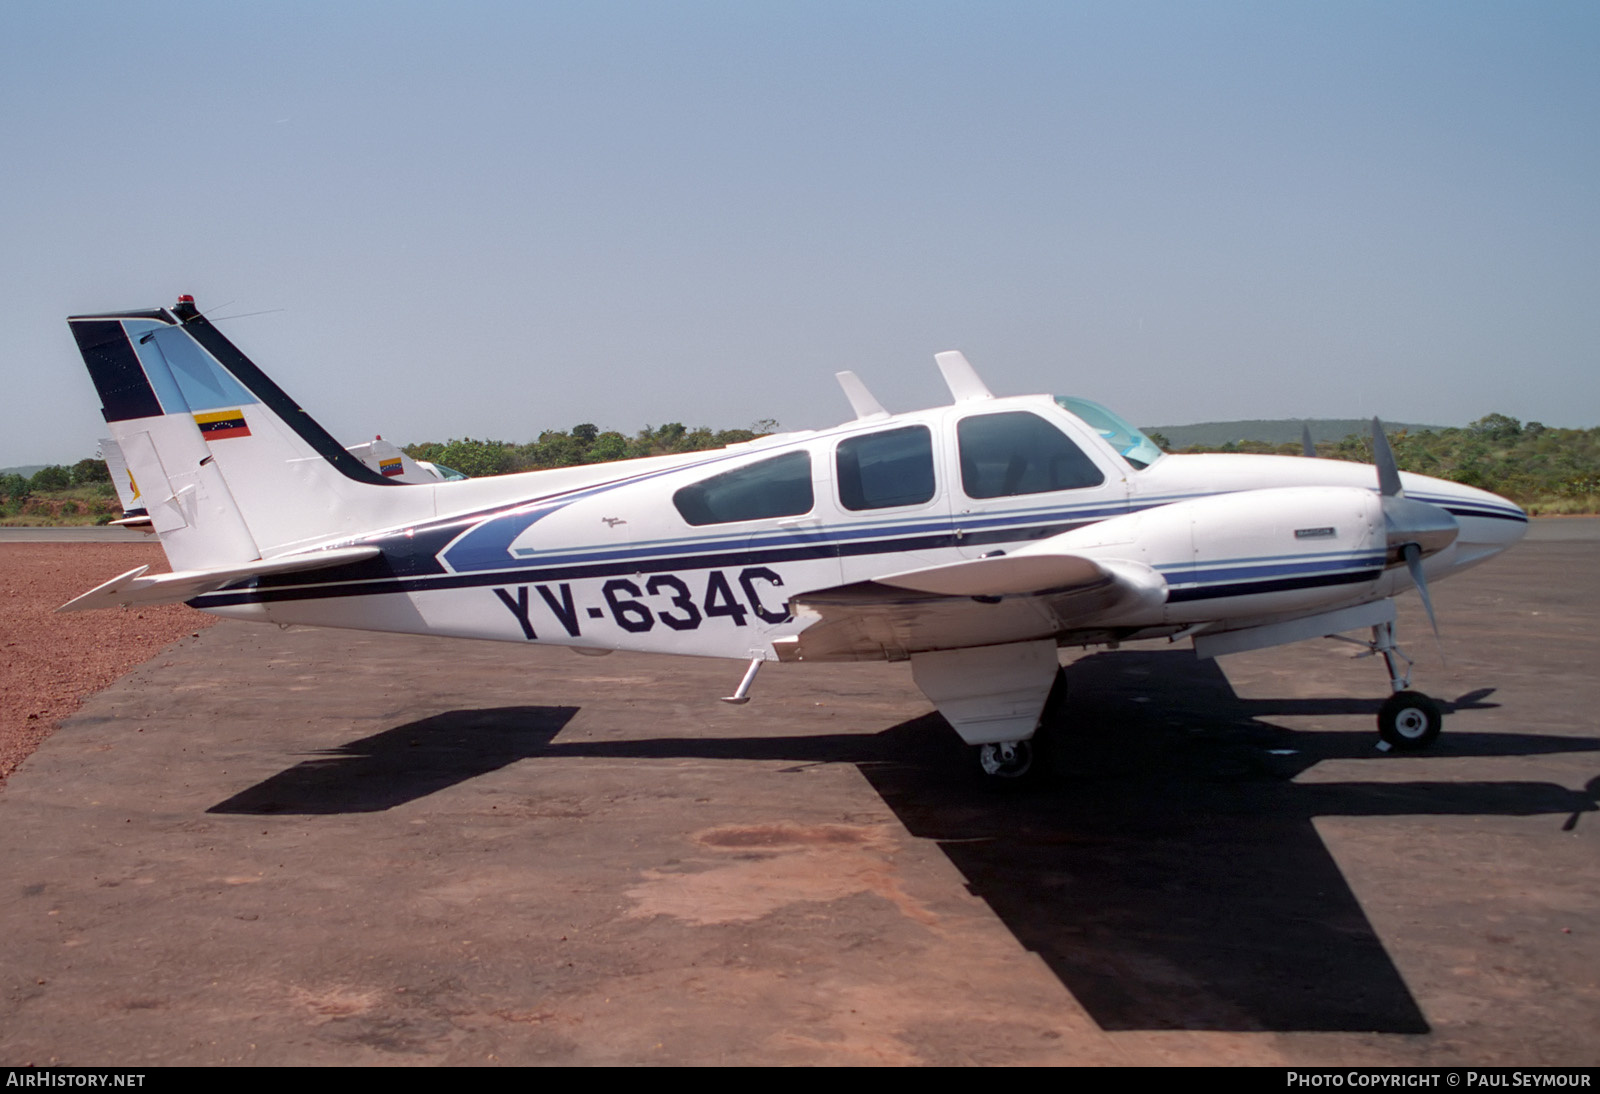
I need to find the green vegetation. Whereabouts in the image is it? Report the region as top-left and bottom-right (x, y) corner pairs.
(0, 460), (120, 526)
(1159, 414), (1599, 515)
(1147, 418), (1442, 450)
(403, 419), (781, 478)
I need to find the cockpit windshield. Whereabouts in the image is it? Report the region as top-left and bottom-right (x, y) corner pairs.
(1054, 397), (1165, 470)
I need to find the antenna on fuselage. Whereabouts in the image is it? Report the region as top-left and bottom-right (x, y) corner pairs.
(934, 351), (993, 403)
(835, 371), (889, 421)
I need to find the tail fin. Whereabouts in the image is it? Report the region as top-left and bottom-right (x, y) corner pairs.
(68, 297), (429, 566)
(97, 436), (152, 529)
(344, 435), (445, 483)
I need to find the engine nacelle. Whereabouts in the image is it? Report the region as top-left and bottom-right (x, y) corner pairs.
(1060, 486), (1388, 625)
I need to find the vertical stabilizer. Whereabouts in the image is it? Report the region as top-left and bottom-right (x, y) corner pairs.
(69, 313), (259, 570)
(68, 298), (435, 564)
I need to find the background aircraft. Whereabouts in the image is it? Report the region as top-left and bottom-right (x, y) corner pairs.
(63, 297), (1526, 779)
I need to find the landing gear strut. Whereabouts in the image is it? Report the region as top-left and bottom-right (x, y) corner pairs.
(1367, 620), (1443, 751)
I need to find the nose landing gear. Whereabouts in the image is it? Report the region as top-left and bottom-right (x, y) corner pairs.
(1377, 690), (1443, 749)
(1330, 618), (1446, 750)
(1364, 620), (1444, 751)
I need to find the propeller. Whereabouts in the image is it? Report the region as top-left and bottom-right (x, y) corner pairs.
(1371, 418), (1458, 639)
(1301, 423), (1316, 458)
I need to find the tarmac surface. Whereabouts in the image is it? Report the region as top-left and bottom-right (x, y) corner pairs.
(0, 527), (151, 544)
(2, 522), (1596, 1065)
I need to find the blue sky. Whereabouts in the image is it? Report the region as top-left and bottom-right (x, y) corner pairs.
(4, 1), (1596, 466)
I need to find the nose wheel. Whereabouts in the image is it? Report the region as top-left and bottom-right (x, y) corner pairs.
(1377, 690), (1443, 750)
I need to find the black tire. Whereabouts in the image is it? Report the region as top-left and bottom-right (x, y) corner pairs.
(977, 739), (1035, 780)
(1377, 691), (1443, 750)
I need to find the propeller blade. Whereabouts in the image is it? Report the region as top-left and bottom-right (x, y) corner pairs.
(1375, 418), (1450, 661)
(1402, 542), (1441, 639)
(1403, 542), (1447, 664)
(1301, 423), (1316, 458)
(1371, 417), (1403, 498)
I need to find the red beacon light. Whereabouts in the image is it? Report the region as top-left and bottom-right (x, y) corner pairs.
(173, 294), (199, 320)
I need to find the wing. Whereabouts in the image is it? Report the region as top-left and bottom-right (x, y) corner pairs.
(776, 550), (1166, 662)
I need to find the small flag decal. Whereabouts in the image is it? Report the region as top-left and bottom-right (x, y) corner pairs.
(379, 457), (404, 477)
(194, 409), (251, 439)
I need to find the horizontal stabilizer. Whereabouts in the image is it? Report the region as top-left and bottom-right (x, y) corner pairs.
(57, 546), (382, 613)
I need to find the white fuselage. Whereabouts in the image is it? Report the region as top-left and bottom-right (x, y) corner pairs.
(192, 394), (1528, 664)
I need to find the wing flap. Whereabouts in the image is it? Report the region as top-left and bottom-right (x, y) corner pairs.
(57, 545), (383, 613)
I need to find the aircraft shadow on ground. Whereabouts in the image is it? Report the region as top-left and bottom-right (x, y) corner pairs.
(857, 650), (1599, 1034)
(211, 648), (1597, 1034)
(207, 705), (579, 814)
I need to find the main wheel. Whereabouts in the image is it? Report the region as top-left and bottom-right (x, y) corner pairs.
(1377, 691), (1443, 750)
(978, 739), (1035, 779)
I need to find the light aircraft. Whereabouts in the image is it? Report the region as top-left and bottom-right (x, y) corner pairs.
(62, 296), (1527, 779)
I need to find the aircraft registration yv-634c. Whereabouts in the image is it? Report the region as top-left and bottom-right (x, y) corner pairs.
(63, 296), (1528, 780)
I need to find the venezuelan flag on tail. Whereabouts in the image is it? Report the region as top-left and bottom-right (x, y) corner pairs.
(194, 409), (251, 439)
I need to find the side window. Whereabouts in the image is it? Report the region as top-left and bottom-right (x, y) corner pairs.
(673, 451), (814, 526)
(957, 411), (1105, 499)
(836, 425), (936, 511)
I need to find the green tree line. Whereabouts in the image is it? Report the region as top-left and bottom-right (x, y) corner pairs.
(1163, 413), (1599, 514)
(0, 459), (117, 523)
(403, 419), (780, 478)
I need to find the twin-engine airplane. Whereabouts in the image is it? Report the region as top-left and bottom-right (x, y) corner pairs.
(64, 296), (1527, 779)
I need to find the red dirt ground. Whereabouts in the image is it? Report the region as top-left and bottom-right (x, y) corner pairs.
(0, 543), (214, 783)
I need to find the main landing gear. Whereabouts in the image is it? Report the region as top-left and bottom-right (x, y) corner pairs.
(973, 666), (1069, 782)
(978, 739), (1035, 779)
(1365, 620), (1443, 750)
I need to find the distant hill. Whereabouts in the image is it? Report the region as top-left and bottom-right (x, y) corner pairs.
(1142, 419), (1445, 450)
(0, 465), (46, 479)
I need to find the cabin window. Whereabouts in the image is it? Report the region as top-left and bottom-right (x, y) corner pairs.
(836, 425), (936, 511)
(957, 411), (1105, 498)
(673, 451), (814, 526)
